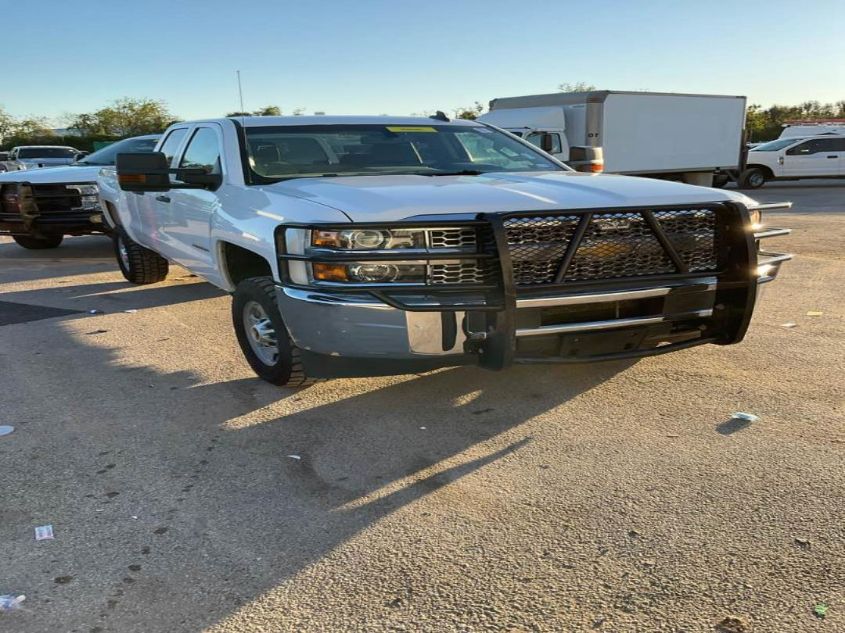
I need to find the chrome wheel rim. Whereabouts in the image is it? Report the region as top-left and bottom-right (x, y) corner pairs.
(243, 300), (278, 366)
(749, 173), (764, 187)
(117, 235), (130, 270)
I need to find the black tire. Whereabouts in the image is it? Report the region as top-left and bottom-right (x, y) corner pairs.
(113, 229), (168, 284)
(13, 234), (63, 249)
(232, 277), (315, 387)
(712, 174), (730, 188)
(739, 168), (767, 189)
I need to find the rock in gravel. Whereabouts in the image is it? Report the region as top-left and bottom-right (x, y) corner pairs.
(716, 616), (749, 633)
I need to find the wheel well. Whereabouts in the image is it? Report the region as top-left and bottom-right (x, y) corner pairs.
(746, 164), (775, 179)
(104, 201), (121, 227)
(220, 242), (272, 286)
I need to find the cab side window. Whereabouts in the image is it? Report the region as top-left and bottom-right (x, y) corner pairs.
(159, 128), (188, 165)
(179, 128), (221, 174)
(786, 138), (841, 155)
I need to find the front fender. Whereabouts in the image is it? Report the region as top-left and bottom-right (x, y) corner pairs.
(210, 187), (350, 291)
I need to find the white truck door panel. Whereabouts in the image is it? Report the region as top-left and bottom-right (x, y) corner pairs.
(782, 138), (842, 177)
(163, 125), (225, 280)
(139, 127), (190, 259)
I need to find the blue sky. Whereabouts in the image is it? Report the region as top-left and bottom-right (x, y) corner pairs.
(2, 0), (843, 124)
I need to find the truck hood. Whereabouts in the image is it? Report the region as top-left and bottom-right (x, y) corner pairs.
(269, 171), (753, 222)
(0, 164), (100, 185)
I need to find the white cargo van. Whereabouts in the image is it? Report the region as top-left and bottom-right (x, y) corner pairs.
(478, 90), (747, 187)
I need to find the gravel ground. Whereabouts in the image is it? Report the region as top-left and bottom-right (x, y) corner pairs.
(0, 183), (842, 632)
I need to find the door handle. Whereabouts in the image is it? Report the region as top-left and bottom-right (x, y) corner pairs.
(155, 195), (171, 203)
(827, 155), (838, 159)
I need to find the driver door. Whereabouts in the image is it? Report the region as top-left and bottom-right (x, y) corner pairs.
(782, 138), (842, 177)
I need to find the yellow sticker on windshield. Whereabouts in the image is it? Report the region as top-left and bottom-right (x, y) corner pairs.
(386, 126), (437, 133)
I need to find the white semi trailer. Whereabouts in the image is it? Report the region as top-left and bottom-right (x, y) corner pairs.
(478, 90), (747, 187)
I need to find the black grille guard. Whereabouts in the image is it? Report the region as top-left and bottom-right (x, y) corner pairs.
(277, 201), (786, 368)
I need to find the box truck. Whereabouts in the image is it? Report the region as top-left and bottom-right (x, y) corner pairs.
(478, 90), (747, 187)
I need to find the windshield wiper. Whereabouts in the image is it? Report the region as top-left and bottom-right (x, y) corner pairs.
(427, 169), (485, 177)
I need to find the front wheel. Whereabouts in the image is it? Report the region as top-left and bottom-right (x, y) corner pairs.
(739, 168), (767, 189)
(13, 234), (64, 249)
(113, 229), (169, 284)
(232, 277), (315, 387)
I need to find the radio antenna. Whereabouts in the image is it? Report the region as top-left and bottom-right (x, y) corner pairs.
(236, 70), (245, 113)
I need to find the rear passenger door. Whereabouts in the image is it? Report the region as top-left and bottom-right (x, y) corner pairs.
(166, 124), (225, 282)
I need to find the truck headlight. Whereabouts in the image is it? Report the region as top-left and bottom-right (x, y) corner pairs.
(67, 184), (100, 209)
(312, 261), (426, 283)
(748, 208), (762, 230)
(311, 228), (425, 250)
(280, 225), (484, 287)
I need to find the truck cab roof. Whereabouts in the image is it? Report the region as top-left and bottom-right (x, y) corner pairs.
(192, 115), (484, 128)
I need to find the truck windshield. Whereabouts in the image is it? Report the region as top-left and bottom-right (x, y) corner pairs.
(77, 137), (160, 166)
(243, 123), (565, 182)
(18, 147), (78, 158)
(751, 138), (802, 152)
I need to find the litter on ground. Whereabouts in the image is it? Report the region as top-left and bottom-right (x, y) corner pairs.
(0, 594), (26, 612)
(780, 322), (798, 328)
(287, 455), (301, 460)
(0, 426), (14, 437)
(34, 525), (54, 541)
(731, 412), (759, 423)
(806, 311), (823, 317)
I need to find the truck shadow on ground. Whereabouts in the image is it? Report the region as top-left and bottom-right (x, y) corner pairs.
(0, 287), (635, 632)
(0, 277), (226, 315)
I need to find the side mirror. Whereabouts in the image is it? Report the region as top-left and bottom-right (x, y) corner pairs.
(177, 168), (223, 190)
(568, 146), (605, 173)
(540, 133), (555, 153)
(117, 152), (172, 192)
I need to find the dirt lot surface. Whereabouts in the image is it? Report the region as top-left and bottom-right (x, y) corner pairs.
(0, 182), (842, 632)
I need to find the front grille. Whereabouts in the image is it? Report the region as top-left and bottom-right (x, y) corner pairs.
(428, 227), (477, 249)
(429, 261), (494, 285)
(504, 208), (720, 285)
(31, 184), (82, 214)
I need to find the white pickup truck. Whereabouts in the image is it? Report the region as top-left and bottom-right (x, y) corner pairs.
(97, 115), (791, 386)
(741, 135), (845, 188)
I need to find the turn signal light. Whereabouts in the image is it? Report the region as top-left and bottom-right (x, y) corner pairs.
(312, 263), (349, 281)
(118, 174), (147, 185)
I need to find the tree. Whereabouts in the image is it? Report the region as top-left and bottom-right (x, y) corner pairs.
(68, 98), (174, 136)
(744, 100), (845, 141)
(558, 82), (596, 93)
(12, 117), (54, 138)
(254, 105), (281, 116)
(0, 106), (15, 142)
(455, 102), (485, 120)
(225, 105), (282, 117)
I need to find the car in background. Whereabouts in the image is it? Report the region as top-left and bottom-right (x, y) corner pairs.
(0, 134), (160, 249)
(0, 150), (25, 173)
(6, 145), (83, 170)
(740, 135), (845, 188)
